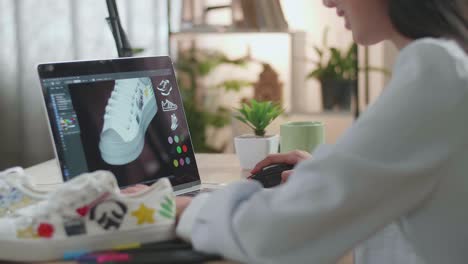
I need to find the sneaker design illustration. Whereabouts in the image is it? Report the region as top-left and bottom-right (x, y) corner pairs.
(162, 99), (178, 112)
(0, 167), (47, 218)
(170, 113), (179, 131)
(157, 79), (172, 96)
(0, 170), (176, 262)
(99, 78), (157, 165)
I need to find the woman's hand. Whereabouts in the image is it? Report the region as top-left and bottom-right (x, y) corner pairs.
(175, 196), (193, 221)
(120, 184), (148, 194)
(251, 150), (311, 183)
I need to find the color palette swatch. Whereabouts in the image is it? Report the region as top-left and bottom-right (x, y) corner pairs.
(169, 135), (190, 168)
(173, 157), (190, 168)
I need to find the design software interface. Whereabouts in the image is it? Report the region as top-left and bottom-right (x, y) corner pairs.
(41, 68), (199, 187)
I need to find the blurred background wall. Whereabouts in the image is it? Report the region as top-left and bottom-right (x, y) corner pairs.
(0, 0), (169, 169)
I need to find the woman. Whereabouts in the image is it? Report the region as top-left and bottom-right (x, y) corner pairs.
(173, 0), (468, 263)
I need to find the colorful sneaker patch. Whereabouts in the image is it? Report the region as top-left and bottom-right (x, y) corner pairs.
(89, 199), (128, 231)
(159, 196), (175, 220)
(131, 203), (155, 225)
(64, 218), (87, 236)
(37, 223), (54, 238)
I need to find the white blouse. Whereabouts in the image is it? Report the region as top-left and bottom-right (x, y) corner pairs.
(176, 38), (468, 264)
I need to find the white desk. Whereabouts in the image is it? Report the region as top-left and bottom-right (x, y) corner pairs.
(26, 154), (247, 187)
(28, 154), (352, 264)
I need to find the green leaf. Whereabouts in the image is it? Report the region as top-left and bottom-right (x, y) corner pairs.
(307, 32), (365, 82)
(234, 99), (284, 135)
(306, 69), (323, 80)
(314, 46), (324, 59)
(322, 26), (330, 48)
(234, 115), (247, 124)
(217, 80), (252, 92)
(330, 48), (342, 63)
(346, 43), (358, 61)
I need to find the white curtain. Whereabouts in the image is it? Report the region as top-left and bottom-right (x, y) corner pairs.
(0, 0), (169, 170)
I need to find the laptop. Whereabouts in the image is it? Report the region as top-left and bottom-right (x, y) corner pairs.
(37, 56), (217, 196)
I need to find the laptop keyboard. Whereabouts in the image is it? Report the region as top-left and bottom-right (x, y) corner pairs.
(180, 188), (214, 197)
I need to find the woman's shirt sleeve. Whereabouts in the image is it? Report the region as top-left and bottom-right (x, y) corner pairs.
(176, 39), (468, 264)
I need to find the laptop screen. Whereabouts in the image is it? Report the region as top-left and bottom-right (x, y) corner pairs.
(38, 56), (200, 189)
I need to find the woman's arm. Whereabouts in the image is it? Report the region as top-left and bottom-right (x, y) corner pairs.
(177, 40), (468, 264)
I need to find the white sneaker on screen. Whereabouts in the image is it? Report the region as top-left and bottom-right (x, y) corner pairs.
(99, 77), (157, 165)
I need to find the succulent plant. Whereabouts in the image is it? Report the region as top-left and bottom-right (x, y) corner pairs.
(234, 99), (284, 137)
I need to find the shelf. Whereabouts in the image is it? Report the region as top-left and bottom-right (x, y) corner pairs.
(170, 28), (296, 36)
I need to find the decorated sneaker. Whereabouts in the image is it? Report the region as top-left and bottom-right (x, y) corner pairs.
(0, 167), (48, 218)
(0, 170), (176, 262)
(99, 77), (157, 165)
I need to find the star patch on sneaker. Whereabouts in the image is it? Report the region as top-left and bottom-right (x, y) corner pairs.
(131, 203), (155, 225)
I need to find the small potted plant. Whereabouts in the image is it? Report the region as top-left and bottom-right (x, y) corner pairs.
(233, 99), (284, 169)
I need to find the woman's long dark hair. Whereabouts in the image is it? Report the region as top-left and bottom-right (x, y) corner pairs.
(388, 0), (468, 52)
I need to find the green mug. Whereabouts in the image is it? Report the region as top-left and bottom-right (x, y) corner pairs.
(280, 121), (325, 153)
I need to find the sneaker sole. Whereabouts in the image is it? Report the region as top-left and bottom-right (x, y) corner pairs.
(0, 222), (175, 262)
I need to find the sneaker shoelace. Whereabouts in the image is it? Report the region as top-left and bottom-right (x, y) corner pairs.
(104, 81), (142, 131)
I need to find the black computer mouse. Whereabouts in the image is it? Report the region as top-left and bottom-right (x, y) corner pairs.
(249, 163), (295, 188)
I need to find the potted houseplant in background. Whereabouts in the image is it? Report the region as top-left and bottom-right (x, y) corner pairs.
(175, 45), (253, 152)
(234, 99), (284, 169)
(307, 28), (390, 111)
(307, 28), (358, 111)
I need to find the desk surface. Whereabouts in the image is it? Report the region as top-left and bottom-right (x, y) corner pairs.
(26, 154), (353, 264)
(26, 154), (246, 188)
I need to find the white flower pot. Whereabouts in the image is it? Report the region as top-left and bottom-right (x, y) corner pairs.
(234, 134), (280, 170)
